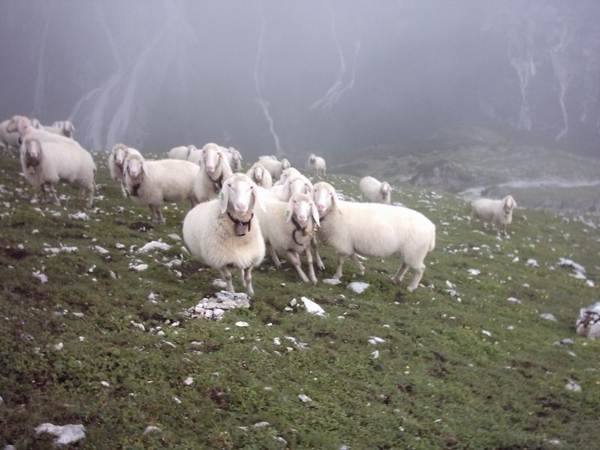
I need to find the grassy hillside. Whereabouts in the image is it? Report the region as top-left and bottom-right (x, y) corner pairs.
(1, 148), (599, 449)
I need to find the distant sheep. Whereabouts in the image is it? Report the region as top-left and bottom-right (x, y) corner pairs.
(313, 182), (436, 292)
(307, 153), (326, 176)
(246, 162), (273, 189)
(257, 192), (321, 284)
(123, 151), (199, 224)
(45, 120), (75, 138)
(359, 176), (392, 204)
(257, 155), (291, 180)
(470, 195), (517, 237)
(183, 173), (266, 296)
(226, 147), (243, 172)
(168, 145), (196, 160)
(193, 143), (234, 203)
(20, 136), (96, 208)
(108, 143), (132, 198)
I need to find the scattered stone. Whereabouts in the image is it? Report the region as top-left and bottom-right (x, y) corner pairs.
(235, 321), (250, 327)
(138, 241), (171, 253)
(507, 297), (521, 304)
(298, 394), (312, 403)
(299, 297), (326, 316)
(347, 281), (370, 293)
(540, 313), (558, 322)
(322, 278), (341, 285)
(565, 379), (581, 392)
(35, 423), (86, 445)
(184, 377), (193, 386)
(143, 426), (162, 435)
(187, 291), (250, 321)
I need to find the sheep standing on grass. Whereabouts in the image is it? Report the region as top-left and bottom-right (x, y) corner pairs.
(20, 136), (96, 208)
(257, 155), (291, 180)
(313, 182), (436, 292)
(307, 153), (326, 176)
(359, 176), (391, 204)
(193, 143), (234, 203)
(246, 162), (273, 188)
(123, 150), (199, 224)
(183, 173), (266, 296)
(470, 195), (517, 237)
(257, 192), (321, 284)
(108, 143), (133, 198)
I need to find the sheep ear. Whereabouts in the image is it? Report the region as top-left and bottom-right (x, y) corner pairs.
(219, 181), (231, 214)
(252, 184), (266, 213)
(305, 182), (314, 197)
(331, 190), (342, 214)
(285, 197), (295, 222)
(311, 201), (320, 227)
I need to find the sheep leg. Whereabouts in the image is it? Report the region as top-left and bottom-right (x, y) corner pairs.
(47, 184), (61, 206)
(391, 262), (409, 283)
(311, 236), (325, 270)
(333, 254), (348, 280)
(85, 187), (94, 209)
(303, 248), (318, 285)
(268, 244), (282, 268)
(120, 181), (129, 198)
(38, 184), (49, 203)
(285, 250), (310, 284)
(188, 193), (198, 208)
(350, 254), (365, 275)
(242, 267), (254, 297)
(406, 265), (425, 292)
(219, 268), (235, 293)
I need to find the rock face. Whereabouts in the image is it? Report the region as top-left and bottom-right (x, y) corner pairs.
(1, 1), (599, 158)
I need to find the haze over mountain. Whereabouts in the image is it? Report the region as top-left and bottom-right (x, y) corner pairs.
(1, 0), (599, 162)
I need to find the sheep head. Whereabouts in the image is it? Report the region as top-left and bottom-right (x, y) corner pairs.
(503, 195), (517, 213)
(124, 154), (146, 179)
(201, 143), (223, 174)
(286, 193), (320, 227)
(313, 182), (341, 217)
(23, 138), (43, 172)
(220, 174), (265, 216)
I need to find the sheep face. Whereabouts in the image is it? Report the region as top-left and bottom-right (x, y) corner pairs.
(503, 195), (517, 213)
(288, 176), (314, 197)
(381, 182), (391, 196)
(23, 139), (42, 170)
(219, 175), (265, 215)
(313, 182), (340, 216)
(111, 144), (128, 167)
(201, 144), (222, 174)
(6, 116), (29, 134)
(286, 194), (320, 227)
(125, 155), (146, 179)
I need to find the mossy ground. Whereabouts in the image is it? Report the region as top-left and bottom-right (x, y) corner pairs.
(1, 148), (599, 449)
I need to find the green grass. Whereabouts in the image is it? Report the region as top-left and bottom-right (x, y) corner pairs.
(1, 149), (599, 449)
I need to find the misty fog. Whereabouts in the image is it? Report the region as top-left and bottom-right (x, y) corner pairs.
(1, 0), (599, 164)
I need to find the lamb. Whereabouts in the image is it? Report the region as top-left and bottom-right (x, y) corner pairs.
(307, 153), (326, 176)
(193, 142), (234, 203)
(246, 162), (273, 188)
(123, 151), (199, 224)
(168, 145), (196, 160)
(313, 182), (436, 292)
(108, 143), (134, 198)
(226, 147), (243, 172)
(469, 195), (517, 237)
(359, 176), (392, 204)
(19, 136), (96, 208)
(183, 173), (266, 296)
(257, 155), (291, 180)
(257, 192), (321, 284)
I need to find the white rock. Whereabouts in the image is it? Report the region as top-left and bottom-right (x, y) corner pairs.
(101, 381), (110, 387)
(235, 321), (250, 327)
(129, 264), (148, 272)
(32, 271), (48, 284)
(138, 241), (171, 253)
(168, 234), (181, 241)
(467, 269), (480, 276)
(481, 330), (492, 337)
(300, 297), (326, 316)
(35, 423), (86, 445)
(322, 278), (341, 285)
(540, 313), (558, 322)
(565, 379), (581, 392)
(298, 394), (312, 403)
(347, 282), (370, 294)
(526, 259), (539, 267)
(143, 426), (162, 435)
(368, 336), (386, 345)
(507, 297), (521, 304)
(184, 377), (193, 386)
(54, 342), (64, 351)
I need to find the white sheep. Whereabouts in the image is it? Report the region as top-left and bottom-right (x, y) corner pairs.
(45, 120), (75, 138)
(168, 145), (195, 160)
(20, 135), (96, 208)
(246, 162), (273, 188)
(193, 143), (234, 203)
(108, 143), (133, 198)
(359, 176), (392, 204)
(313, 182), (436, 292)
(7, 115), (80, 148)
(307, 153), (326, 176)
(470, 195), (517, 237)
(226, 147), (243, 172)
(123, 151), (199, 224)
(273, 167), (302, 186)
(0, 119), (22, 149)
(183, 173), (266, 296)
(257, 155), (291, 180)
(257, 192), (321, 284)
(269, 174), (314, 202)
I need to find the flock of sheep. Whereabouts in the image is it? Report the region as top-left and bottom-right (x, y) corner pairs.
(0, 114), (518, 297)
